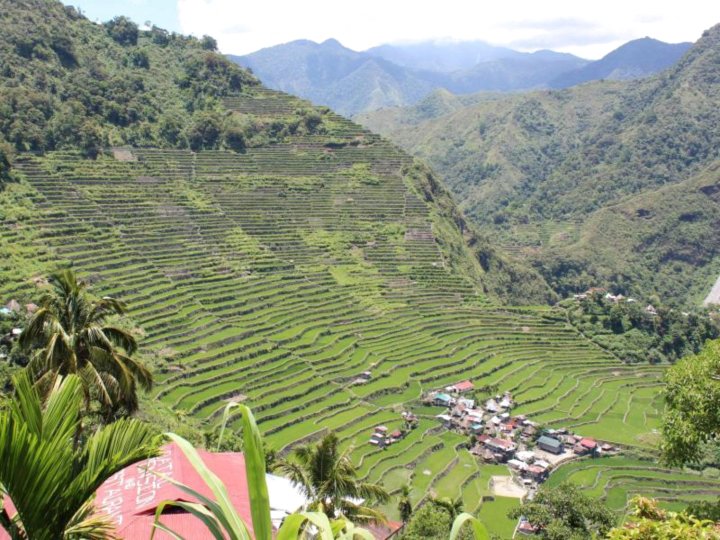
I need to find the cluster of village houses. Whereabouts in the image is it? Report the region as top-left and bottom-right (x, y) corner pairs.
(424, 380), (616, 492)
(368, 411), (419, 448)
(573, 287), (658, 316)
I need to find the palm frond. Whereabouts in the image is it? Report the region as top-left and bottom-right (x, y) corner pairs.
(101, 327), (137, 355)
(64, 498), (118, 540)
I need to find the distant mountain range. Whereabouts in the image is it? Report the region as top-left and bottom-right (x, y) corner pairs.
(230, 37), (691, 116)
(358, 25), (720, 307)
(549, 37), (691, 87)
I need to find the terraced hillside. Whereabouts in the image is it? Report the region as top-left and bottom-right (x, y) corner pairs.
(548, 457), (720, 514)
(0, 88), (666, 530)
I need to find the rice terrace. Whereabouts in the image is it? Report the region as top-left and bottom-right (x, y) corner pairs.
(2, 2), (720, 537)
(4, 86), (715, 536)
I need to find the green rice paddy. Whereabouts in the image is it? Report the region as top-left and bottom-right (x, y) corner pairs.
(0, 87), (685, 532)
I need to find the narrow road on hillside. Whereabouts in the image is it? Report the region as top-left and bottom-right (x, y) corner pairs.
(703, 275), (720, 306)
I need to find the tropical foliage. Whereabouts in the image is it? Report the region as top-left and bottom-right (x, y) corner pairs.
(19, 269), (152, 420)
(276, 432), (390, 524)
(608, 497), (720, 539)
(0, 0), (257, 163)
(0, 371), (160, 540)
(508, 483), (616, 540)
(662, 339), (720, 465)
(563, 293), (719, 364)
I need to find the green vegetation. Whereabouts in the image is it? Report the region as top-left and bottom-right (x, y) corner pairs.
(19, 269), (152, 420)
(662, 339), (720, 466)
(563, 294), (719, 363)
(608, 497), (720, 539)
(359, 24), (720, 307)
(0, 371), (160, 540)
(2, 1), (720, 535)
(508, 482), (616, 540)
(0, 0), (264, 164)
(547, 457), (720, 515)
(276, 432), (390, 523)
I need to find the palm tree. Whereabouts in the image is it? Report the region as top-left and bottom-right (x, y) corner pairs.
(276, 432), (390, 524)
(430, 495), (464, 520)
(19, 269), (152, 419)
(0, 371), (160, 540)
(398, 484), (413, 523)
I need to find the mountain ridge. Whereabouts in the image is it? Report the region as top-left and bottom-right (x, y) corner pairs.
(358, 23), (720, 306)
(231, 36), (690, 115)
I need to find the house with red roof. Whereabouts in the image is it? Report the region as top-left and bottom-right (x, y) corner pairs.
(450, 380), (474, 393)
(0, 443), (401, 540)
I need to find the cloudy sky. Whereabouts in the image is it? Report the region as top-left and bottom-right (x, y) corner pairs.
(65, 0), (720, 59)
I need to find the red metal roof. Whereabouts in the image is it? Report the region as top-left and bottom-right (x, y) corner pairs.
(580, 438), (597, 449)
(453, 380), (474, 392)
(95, 442), (254, 539)
(0, 443), (254, 539)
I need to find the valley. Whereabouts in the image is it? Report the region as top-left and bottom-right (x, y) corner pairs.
(359, 24), (720, 308)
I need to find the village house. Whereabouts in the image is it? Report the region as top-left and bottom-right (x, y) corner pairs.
(448, 380), (474, 393)
(484, 437), (517, 461)
(536, 435), (564, 455)
(574, 437), (599, 456)
(524, 464), (548, 482)
(432, 392), (455, 407)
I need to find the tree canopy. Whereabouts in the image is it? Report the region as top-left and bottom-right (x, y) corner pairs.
(276, 432), (390, 524)
(19, 269), (152, 420)
(508, 482), (616, 540)
(662, 338), (720, 465)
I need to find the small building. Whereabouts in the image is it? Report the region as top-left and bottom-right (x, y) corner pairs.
(517, 520), (538, 536)
(450, 380), (474, 393)
(515, 451), (535, 463)
(369, 435), (384, 446)
(508, 459), (528, 471)
(433, 393), (454, 407)
(537, 436), (564, 455)
(575, 438), (598, 456)
(485, 399), (499, 413)
(458, 397), (476, 409)
(470, 422), (484, 435)
(485, 437), (517, 457)
(0, 307), (12, 317)
(525, 465), (547, 482)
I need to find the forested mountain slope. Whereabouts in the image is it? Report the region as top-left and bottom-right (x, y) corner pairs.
(359, 24), (720, 306)
(549, 37), (692, 88)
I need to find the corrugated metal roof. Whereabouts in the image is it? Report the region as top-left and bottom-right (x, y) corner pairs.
(95, 442), (254, 539)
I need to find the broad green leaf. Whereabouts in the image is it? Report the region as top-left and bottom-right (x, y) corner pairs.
(449, 512), (490, 540)
(164, 433), (253, 539)
(224, 403), (273, 540)
(152, 500), (226, 540)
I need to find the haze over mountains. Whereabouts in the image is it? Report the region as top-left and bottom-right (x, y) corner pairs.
(359, 24), (720, 307)
(231, 37), (691, 115)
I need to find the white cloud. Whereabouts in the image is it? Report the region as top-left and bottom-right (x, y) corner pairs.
(178, 0), (720, 59)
